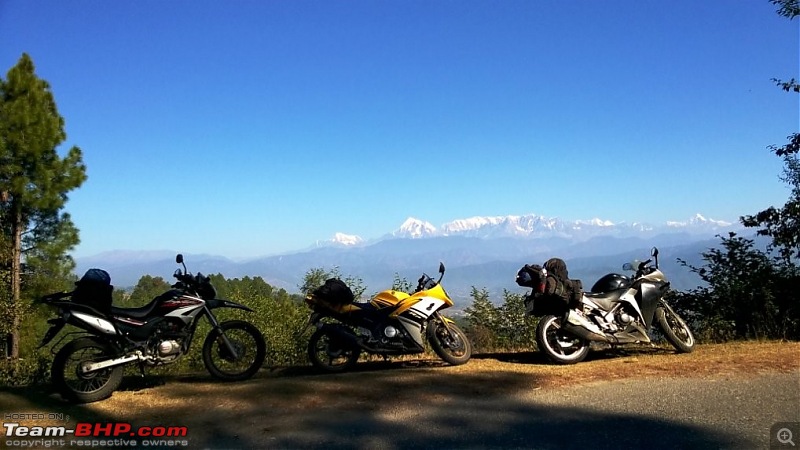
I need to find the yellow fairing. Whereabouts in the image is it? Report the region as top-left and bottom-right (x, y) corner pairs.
(420, 284), (453, 305)
(388, 284), (454, 318)
(371, 290), (410, 308)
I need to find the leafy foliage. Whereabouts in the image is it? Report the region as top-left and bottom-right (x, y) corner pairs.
(122, 275), (172, 307)
(463, 287), (537, 352)
(771, 0), (800, 19)
(391, 273), (414, 293)
(741, 149), (800, 260)
(675, 233), (800, 341)
(299, 266), (366, 300)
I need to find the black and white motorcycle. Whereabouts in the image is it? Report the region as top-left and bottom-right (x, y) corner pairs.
(518, 248), (695, 364)
(38, 254), (266, 403)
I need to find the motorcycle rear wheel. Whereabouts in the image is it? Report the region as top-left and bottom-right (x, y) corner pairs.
(51, 337), (124, 403)
(203, 320), (266, 381)
(307, 328), (361, 373)
(427, 319), (472, 365)
(536, 315), (590, 364)
(655, 305), (695, 353)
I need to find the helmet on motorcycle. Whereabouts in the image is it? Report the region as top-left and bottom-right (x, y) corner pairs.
(516, 264), (547, 292)
(590, 273), (631, 293)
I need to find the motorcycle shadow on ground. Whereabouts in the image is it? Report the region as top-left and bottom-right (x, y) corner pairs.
(475, 343), (677, 365)
(7, 344), (681, 403)
(109, 344), (679, 392)
(79, 356), (456, 394)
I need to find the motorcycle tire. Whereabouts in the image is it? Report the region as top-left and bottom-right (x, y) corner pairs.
(307, 328), (361, 373)
(426, 319), (472, 366)
(535, 314), (590, 365)
(655, 305), (695, 353)
(51, 337), (124, 403)
(202, 320), (266, 381)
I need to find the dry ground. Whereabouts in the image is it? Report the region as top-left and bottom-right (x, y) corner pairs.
(1, 341), (798, 448)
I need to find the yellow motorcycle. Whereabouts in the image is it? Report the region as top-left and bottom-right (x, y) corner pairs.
(304, 263), (472, 372)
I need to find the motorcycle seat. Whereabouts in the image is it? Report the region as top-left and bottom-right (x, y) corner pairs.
(110, 291), (175, 319)
(111, 302), (159, 320)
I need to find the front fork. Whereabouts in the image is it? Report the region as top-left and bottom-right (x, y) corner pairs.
(205, 306), (241, 360)
(430, 311), (457, 345)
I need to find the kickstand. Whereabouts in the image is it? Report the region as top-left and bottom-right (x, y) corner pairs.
(138, 363), (146, 378)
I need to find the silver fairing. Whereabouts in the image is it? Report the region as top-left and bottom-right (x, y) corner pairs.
(642, 269), (667, 283)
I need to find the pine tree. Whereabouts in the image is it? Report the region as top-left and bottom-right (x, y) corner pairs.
(0, 53), (87, 358)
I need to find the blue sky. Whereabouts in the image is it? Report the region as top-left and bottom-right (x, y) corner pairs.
(1, 1), (797, 259)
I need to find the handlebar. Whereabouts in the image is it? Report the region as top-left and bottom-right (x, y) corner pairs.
(415, 273), (437, 293)
(173, 269), (201, 289)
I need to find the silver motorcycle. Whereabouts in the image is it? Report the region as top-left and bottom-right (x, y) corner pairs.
(518, 247), (695, 364)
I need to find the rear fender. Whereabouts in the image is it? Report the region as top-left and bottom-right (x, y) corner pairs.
(38, 318), (67, 348)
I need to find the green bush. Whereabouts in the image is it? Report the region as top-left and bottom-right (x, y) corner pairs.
(464, 287), (538, 353)
(0, 351), (50, 387)
(675, 233), (800, 341)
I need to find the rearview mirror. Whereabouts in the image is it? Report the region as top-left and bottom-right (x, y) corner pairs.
(438, 262), (445, 274)
(176, 254), (184, 264)
(622, 262), (634, 271)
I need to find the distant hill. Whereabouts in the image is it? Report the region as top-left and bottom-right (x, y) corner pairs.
(75, 212), (748, 304)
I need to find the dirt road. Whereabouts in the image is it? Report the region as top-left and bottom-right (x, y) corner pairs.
(2, 341), (798, 449)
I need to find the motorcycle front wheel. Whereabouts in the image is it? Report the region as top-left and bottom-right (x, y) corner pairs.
(307, 328), (361, 373)
(655, 305), (695, 353)
(202, 320), (266, 381)
(536, 314), (590, 364)
(426, 319), (472, 365)
(51, 337), (124, 403)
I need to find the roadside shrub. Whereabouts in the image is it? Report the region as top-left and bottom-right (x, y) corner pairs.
(464, 287), (538, 353)
(0, 351), (50, 387)
(675, 233), (800, 341)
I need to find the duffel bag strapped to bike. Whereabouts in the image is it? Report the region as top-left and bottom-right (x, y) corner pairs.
(517, 263), (562, 316)
(71, 268), (114, 315)
(517, 259), (584, 315)
(543, 258), (584, 307)
(312, 278), (355, 305)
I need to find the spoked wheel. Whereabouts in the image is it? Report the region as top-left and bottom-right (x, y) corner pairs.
(307, 328), (361, 373)
(536, 315), (590, 364)
(655, 304), (695, 353)
(427, 318), (472, 366)
(51, 337), (124, 403)
(203, 320), (267, 381)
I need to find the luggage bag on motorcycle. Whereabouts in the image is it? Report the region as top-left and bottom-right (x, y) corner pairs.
(543, 258), (583, 307)
(71, 268), (114, 315)
(312, 278), (355, 305)
(517, 264), (567, 316)
(516, 259), (583, 315)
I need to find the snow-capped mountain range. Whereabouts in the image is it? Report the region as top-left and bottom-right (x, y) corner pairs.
(76, 212), (743, 298)
(323, 213), (735, 246)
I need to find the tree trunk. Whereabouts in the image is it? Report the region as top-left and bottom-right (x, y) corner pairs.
(8, 207), (22, 359)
